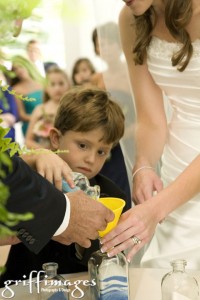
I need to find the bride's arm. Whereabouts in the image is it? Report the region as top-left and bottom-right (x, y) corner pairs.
(100, 154), (200, 261)
(119, 6), (167, 202)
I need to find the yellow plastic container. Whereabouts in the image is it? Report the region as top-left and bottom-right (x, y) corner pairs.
(98, 197), (125, 237)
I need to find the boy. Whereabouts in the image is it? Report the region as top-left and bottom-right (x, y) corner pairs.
(0, 87), (130, 284)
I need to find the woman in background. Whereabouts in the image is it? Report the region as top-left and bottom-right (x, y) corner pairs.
(10, 55), (43, 137)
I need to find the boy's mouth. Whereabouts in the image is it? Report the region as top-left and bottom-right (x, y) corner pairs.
(78, 167), (92, 174)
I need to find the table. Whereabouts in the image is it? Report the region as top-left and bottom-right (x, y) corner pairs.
(1, 268), (200, 299)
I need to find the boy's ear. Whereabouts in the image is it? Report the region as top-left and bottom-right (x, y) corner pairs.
(49, 128), (61, 150)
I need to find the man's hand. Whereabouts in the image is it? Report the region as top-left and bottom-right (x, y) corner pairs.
(53, 190), (114, 247)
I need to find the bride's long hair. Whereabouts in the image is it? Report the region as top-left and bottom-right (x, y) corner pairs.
(133, 0), (193, 71)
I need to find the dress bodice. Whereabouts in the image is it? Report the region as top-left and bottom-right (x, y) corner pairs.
(147, 37), (200, 123)
(141, 38), (200, 268)
(147, 37), (200, 217)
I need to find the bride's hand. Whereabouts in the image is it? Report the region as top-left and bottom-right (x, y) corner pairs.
(132, 168), (163, 204)
(21, 150), (75, 191)
(100, 199), (161, 262)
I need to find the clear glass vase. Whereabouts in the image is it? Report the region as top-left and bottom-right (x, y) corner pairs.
(161, 259), (199, 300)
(37, 262), (69, 300)
(88, 250), (129, 300)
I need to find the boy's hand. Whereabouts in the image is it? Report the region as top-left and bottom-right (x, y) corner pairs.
(21, 150), (75, 191)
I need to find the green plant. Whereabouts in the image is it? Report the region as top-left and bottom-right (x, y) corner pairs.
(0, 115), (33, 229)
(0, 0), (41, 272)
(0, 0), (41, 43)
(0, 114), (33, 273)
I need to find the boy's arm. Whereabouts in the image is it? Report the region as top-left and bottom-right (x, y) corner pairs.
(20, 150), (74, 191)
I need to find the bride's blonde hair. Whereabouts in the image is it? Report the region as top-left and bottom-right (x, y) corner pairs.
(133, 0), (193, 71)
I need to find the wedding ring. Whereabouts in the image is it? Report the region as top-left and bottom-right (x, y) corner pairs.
(131, 235), (141, 245)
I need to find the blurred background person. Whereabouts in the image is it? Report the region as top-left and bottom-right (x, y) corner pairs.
(0, 71), (18, 142)
(9, 55), (44, 138)
(25, 66), (71, 149)
(26, 39), (58, 76)
(71, 57), (96, 86)
(90, 22), (136, 205)
(91, 22), (131, 94)
(26, 39), (46, 77)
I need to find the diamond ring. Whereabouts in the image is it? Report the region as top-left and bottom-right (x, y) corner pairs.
(131, 235), (141, 245)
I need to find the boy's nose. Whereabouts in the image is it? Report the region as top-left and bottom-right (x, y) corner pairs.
(85, 152), (96, 164)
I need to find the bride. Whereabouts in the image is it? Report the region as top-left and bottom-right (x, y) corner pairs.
(98, 0), (200, 269)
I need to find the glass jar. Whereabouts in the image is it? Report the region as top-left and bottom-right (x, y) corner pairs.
(88, 250), (129, 300)
(62, 172), (100, 200)
(37, 262), (69, 300)
(161, 259), (199, 300)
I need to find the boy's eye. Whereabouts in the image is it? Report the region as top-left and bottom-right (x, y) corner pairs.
(79, 143), (87, 149)
(98, 149), (106, 156)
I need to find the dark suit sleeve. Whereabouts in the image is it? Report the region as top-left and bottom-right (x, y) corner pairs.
(3, 155), (67, 254)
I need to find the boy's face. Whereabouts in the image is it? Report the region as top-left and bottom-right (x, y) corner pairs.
(50, 127), (113, 179)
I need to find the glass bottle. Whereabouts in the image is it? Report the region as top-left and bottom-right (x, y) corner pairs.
(62, 172), (100, 200)
(161, 259), (199, 300)
(37, 262), (69, 300)
(88, 250), (129, 300)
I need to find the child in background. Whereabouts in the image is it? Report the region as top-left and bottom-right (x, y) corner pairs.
(25, 66), (71, 149)
(0, 87), (130, 284)
(72, 57), (96, 86)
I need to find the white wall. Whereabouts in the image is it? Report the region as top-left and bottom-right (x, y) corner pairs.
(40, 0), (124, 75)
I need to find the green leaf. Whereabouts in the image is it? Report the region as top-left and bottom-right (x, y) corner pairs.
(0, 152), (13, 171)
(0, 127), (10, 139)
(0, 224), (16, 237)
(0, 182), (10, 204)
(0, 205), (33, 226)
(0, 266), (6, 275)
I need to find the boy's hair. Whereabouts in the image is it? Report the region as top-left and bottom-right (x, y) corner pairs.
(54, 87), (124, 146)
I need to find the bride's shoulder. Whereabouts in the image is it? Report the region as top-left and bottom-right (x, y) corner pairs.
(193, 0), (200, 14)
(119, 5), (135, 25)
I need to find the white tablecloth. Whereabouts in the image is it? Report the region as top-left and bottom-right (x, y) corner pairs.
(0, 268), (200, 299)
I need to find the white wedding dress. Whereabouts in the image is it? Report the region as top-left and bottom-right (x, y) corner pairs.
(140, 36), (200, 268)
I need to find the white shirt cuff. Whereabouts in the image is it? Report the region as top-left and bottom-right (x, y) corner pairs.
(53, 194), (70, 236)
